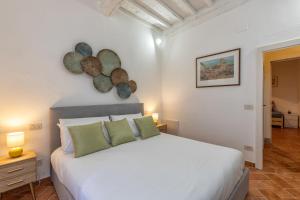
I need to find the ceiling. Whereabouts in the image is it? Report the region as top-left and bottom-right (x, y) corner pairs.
(96, 0), (248, 33)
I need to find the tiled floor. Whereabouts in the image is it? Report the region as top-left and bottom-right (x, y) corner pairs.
(246, 128), (300, 200)
(3, 128), (300, 200)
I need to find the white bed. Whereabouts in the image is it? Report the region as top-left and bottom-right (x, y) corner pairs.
(51, 133), (244, 200)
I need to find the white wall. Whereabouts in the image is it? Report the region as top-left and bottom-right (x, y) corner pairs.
(0, 0), (161, 179)
(161, 0), (300, 162)
(272, 59), (300, 115)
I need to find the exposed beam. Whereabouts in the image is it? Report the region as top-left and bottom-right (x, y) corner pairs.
(119, 7), (163, 31)
(155, 0), (184, 22)
(121, 0), (170, 29)
(97, 0), (124, 16)
(203, 0), (213, 7)
(164, 0), (250, 36)
(182, 0), (197, 15)
(132, 0), (171, 27)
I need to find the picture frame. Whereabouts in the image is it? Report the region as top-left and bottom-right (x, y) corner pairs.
(272, 75), (278, 87)
(196, 48), (241, 88)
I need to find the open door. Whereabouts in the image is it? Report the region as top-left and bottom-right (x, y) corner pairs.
(263, 62), (272, 142)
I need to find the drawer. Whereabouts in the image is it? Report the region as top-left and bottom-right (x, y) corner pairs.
(285, 115), (298, 120)
(0, 159), (36, 180)
(0, 172), (36, 193)
(285, 120), (298, 128)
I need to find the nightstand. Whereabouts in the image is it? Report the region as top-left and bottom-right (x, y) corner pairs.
(157, 123), (167, 133)
(0, 151), (37, 200)
(284, 114), (299, 128)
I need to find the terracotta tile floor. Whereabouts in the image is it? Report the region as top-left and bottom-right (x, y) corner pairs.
(246, 128), (300, 200)
(1, 178), (58, 200)
(3, 128), (300, 200)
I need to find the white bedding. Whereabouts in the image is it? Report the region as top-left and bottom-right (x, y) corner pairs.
(51, 134), (244, 200)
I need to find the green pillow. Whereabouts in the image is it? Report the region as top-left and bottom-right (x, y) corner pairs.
(104, 119), (136, 146)
(134, 116), (160, 139)
(68, 122), (110, 158)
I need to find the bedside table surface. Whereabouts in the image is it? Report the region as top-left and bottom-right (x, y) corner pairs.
(0, 151), (36, 166)
(157, 123), (167, 127)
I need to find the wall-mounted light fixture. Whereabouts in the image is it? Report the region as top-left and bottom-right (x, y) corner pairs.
(155, 38), (162, 46)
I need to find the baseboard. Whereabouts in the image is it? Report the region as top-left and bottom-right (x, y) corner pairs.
(264, 138), (271, 144)
(245, 161), (255, 168)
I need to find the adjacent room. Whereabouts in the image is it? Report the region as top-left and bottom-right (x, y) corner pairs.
(0, 0), (300, 200)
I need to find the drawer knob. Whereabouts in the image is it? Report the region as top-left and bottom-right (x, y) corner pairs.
(7, 179), (24, 186)
(7, 167), (24, 173)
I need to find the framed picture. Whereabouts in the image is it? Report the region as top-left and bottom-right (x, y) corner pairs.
(272, 75), (278, 87)
(196, 48), (241, 88)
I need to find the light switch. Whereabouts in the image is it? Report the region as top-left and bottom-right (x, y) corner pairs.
(29, 122), (43, 130)
(244, 104), (254, 110)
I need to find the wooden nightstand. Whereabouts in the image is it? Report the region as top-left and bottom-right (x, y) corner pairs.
(284, 114), (299, 128)
(0, 151), (37, 200)
(157, 123), (167, 133)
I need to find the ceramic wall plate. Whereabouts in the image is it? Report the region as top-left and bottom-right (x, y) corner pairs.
(111, 68), (129, 85)
(93, 74), (113, 93)
(128, 80), (137, 93)
(75, 42), (93, 57)
(63, 52), (84, 74)
(81, 56), (102, 77)
(97, 49), (121, 76)
(117, 83), (131, 99)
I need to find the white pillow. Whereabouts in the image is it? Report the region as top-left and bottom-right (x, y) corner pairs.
(110, 113), (143, 137)
(59, 116), (110, 153)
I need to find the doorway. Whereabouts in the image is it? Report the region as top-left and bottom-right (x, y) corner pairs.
(256, 39), (300, 170)
(264, 46), (300, 166)
(251, 43), (300, 198)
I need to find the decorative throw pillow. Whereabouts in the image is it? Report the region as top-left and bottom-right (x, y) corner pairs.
(59, 116), (111, 153)
(68, 122), (110, 158)
(104, 119), (136, 146)
(110, 113), (143, 137)
(134, 116), (160, 139)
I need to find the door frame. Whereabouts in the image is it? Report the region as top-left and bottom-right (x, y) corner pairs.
(256, 38), (300, 169)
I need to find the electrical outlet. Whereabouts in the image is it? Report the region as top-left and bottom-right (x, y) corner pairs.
(37, 159), (42, 167)
(244, 145), (253, 152)
(29, 122), (42, 130)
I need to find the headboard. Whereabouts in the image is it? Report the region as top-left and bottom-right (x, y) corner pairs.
(49, 103), (144, 153)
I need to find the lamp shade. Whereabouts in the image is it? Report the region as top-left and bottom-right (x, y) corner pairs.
(152, 113), (159, 122)
(6, 132), (24, 148)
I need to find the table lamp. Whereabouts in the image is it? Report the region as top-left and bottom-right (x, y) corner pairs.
(6, 132), (24, 158)
(152, 113), (159, 124)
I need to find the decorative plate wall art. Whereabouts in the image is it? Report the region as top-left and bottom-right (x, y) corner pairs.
(97, 49), (121, 77)
(63, 52), (84, 74)
(63, 42), (137, 99)
(196, 48), (240, 88)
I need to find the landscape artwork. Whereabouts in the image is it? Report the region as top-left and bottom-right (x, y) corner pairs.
(196, 48), (240, 88)
(200, 56), (234, 81)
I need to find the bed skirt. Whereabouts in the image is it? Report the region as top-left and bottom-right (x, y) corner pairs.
(51, 167), (249, 200)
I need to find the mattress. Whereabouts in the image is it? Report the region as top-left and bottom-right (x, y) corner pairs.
(51, 133), (244, 200)
(272, 111), (283, 118)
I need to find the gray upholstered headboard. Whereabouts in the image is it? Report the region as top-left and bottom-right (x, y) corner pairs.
(49, 103), (144, 153)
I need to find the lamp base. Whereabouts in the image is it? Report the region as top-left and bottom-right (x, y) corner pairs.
(9, 147), (23, 158)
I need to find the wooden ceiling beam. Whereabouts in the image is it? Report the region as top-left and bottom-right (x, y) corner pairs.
(181, 0), (197, 15)
(132, 1), (171, 27)
(203, 0), (213, 7)
(154, 0), (184, 22)
(121, 0), (170, 29)
(97, 0), (124, 16)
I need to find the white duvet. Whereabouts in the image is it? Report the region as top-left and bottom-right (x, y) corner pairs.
(51, 134), (244, 200)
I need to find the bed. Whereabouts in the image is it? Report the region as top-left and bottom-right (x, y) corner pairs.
(272, 111), (284, 128)
(49, 103), (249, 200)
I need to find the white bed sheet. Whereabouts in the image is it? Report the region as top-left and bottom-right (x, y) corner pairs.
(51, 134), (244, 200)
